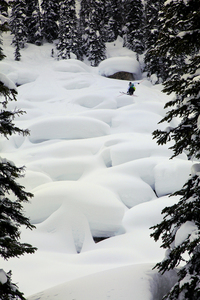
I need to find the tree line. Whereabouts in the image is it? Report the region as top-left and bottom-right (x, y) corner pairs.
(2, 0), (163, 70)
(0, 0), (200, 299)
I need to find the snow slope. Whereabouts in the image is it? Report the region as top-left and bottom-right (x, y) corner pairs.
(0, 33), (192, 299)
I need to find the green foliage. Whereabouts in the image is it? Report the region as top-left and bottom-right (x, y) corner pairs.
(0, 270), (26, 300)
(41, 0), (59, 42)
(150, 1), (200, 299)
(0, 73), (37, 298)
(57, 0), (79, 60)
(151, 175), (200, 299)
(144, 0), (165, 81)
(104, 0), (122, 42)
(25, 0), (43, 45)
(0, 81), (29, 138)
(79, 0), (106, 66)
(152, 0), (200, 160)
(122, 0), (145, 55)
(9, 0), (27, 61)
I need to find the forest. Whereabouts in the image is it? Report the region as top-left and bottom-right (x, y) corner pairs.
(0, 0), (200, 299)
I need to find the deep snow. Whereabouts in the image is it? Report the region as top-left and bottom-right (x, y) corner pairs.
(0, 33), (193, 299)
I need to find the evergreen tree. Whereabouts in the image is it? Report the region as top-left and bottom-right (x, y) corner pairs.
(41, 0), (59, 42)
(103, 1), (116, 43)
(0, 0), (9, 60)
(122, 0), (145, 57)
(0, 29), (5, 61)
(144, 0), (165, 82)
(99, 0), (123, 43)
(9, 0), (27, 61)
(57, 0), (79, 59)
(144, 0), (164, 50)
(0, 0), (8, 17)
(0, 270), (26, 300)
(79, 0), (106, 66)
(25, 0), (43, 45)
(0, 74), (37, 299)
(79, 0), (91, 56)
(150, 1), (200, 299)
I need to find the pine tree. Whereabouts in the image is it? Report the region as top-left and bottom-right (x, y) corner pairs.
(79, 0), (106, 66)
(57, 0), (79, 59)
(0, 29), (5, 61)
(0, 270), (26, 300)
(9, 0), (27, 61)
(0, 66), (37, 299)
(104, 0), (122, 42)
(144, 0), (164, 50)
(0, 0), (8, 17)
(0, 0), (9, 60)
(150, 1), (200, 299)
(25, 0), (43, 45)
(122, 0), (145, 57)
(41, 0), (59, 42)
(144, 0), (165, 82)
(103, 1), (116, 43)
(79, 0), (91, 56)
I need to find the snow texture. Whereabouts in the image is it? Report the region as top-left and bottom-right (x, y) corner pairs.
(0, 33), (195, 299)
(0, 72), (17, 91)
(98, 56), (142, 78)
(0, 269), (7, 284)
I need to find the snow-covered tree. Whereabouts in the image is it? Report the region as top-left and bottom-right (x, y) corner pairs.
(0, 74), (37, 298)
(79, 0), (91, 56)
(0, 0), (8, 17)
(9, 0), (27, 61)
(144, 0), (164, 49)
(122, 0), (145, 57)
(151, 1), (200, 299)
(41, 0), (59, 42)
(57, 0), (79, 59)
(103, 0), (123, 42)
(0, 32), (4, 60)
(144, 0), (165, 81)
(79, 0), (106, 66)
(0, 0), (9, 60)
(0, 269), (26, 300)
(0, 31), (5, 61)
(25, 0), (43, 45)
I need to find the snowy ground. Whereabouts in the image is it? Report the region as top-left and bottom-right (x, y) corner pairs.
(0, 33), (192, 299)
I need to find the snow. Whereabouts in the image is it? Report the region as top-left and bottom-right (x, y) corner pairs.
(28, 264), (178, 300)
(0, 269), (7, 284)
(175, 221), (198, 247)
(197, 115), (200, 130)
(0, 72), (17, 91)
(0, 33), (195, 299)
(98, 56), (142, 79)
(191, 163), (200, 177)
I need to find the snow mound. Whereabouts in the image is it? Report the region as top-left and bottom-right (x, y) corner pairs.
(53, 59), (91, 73)
(28, 264), (177, 300)
(98, 56), (141, 79)
(154, 159), (192, 197)
(0, 269), (7, 284)
(8, 70), (39, 86)
(23, 181), (126, 237)
(28, 116), (110, 142)
(0, 72), (17, 90)
(191, 163), (200, 176)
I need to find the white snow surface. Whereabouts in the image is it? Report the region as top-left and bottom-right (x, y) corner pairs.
(98, 56), (141, 79)
(0, 269), (7, 284)
(0, 33), (194, 299)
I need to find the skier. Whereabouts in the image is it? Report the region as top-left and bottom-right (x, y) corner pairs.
(127, 82), (136, 95)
